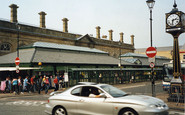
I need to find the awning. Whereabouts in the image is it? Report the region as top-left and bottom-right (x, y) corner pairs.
(0, 67), (42, 71)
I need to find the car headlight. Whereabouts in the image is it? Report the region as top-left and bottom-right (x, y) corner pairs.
(149, 103), (168, 109)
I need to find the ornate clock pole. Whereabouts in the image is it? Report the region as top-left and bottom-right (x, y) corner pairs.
(166, 1), (185, 103)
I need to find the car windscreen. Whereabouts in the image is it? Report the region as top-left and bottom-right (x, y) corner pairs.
(100, 85), (128, 97)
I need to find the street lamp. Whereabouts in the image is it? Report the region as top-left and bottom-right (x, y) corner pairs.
(146, 0), (155, 97)
(146, 0), (155, 47)
(16, 23), (20, 57)
(118, 41), (122, 84)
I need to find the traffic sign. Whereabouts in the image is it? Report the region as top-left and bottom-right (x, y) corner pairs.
(146, 47), (157, 58)
(15, 57), (20, 65)
(16, 69), (19, 73)
(150, 62), (155, 68)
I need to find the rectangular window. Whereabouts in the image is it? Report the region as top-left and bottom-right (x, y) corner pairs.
(183, 55), (185, 59)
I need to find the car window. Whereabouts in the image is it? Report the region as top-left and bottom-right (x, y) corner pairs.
(71, 87), (81, 96)
(81, 86), (104, 97)
(100, 85), (127, 97)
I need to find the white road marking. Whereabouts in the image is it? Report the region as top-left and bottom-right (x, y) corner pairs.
(169, 111), (185, 115)
(1, 100), (47, 107)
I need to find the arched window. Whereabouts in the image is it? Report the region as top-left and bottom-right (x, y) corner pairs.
(0, 43), (11, 52)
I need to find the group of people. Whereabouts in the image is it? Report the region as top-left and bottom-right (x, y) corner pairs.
(1, 75), (64, 95)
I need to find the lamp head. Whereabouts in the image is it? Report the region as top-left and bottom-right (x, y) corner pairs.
(146, 0), (155, 10)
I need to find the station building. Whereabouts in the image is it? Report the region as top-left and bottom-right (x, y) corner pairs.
(0, 4), (170, 85)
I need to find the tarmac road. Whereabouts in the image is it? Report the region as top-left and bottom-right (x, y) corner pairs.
(0, 81), (184, 115)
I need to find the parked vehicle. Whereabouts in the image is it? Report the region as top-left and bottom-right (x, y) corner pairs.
(45, 82), (169, 115)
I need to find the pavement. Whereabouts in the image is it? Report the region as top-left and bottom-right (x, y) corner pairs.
(0, 81), (184, 112)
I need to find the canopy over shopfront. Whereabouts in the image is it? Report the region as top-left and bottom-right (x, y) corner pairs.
(0, 67), (41, 71)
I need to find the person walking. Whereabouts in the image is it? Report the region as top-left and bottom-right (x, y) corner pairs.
(18, 76), (24, 94)
(38, 76), (43, 94)
(44, 76), (50, 94)
(23, 76), (30, 93)
(53, 76), (59, 91)
(59, 75), (63, 90)
(30, 75), (35, 92)
(5, 77), (10, 93)
(12, 77), (18, 94)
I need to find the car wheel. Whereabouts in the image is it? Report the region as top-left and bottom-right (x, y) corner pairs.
(119, 108), (138, 115)
(53, 106), (67, 115)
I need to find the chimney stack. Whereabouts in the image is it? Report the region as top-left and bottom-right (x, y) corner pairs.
(39, 11), (47, 28)
(62, 18), (68, 32)
(108, 30), (113, 41)
(102, 35), (107, 39)
(131, 35), (135, 46)
(9, 4), (19, 23)
(120, 32), (124, 43)
(96, 26), (101, 39)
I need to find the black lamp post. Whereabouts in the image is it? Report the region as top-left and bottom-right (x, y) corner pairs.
(146, 0), (155, 97)
(16, 23), (20, 58)
(119, 41), (122, 84)
(146, 0), (155, 47)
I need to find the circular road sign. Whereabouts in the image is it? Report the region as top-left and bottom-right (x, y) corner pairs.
(146, 47), (157, 58)
(150, 62), (155, 68)
(16, 69), (20, 73)
(15, 57), (20, 66)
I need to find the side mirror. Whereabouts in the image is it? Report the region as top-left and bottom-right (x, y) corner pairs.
(99, 93), (107, 98)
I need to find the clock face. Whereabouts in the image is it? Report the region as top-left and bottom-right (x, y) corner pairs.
(167, 14), (180, 27)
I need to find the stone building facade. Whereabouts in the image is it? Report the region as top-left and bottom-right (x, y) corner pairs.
(0, 4), (135, 57)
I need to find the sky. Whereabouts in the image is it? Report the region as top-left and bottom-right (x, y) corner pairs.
(0, 0), (185, 48)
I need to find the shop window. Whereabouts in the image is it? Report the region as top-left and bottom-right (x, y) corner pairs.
(0, 43), (11, 52)
(183, 55), (185, 60)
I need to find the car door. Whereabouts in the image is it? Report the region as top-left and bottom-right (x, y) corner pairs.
(77, 86), (113, 115)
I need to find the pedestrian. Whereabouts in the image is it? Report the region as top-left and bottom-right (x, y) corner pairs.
(18, 76), (24, 94)
(53, 76), (59, 91)
(59, 75), (63, 90)
(23, 76), (30, 93)
(12, 77), (18, 94)
(30, 75), (35, 92)
(44, 76), (50, 94)
(5, 77), (10, 93)
(42, 75), (46, 90)
(38, 76), (43, 94)
(49, 75), (52, 89)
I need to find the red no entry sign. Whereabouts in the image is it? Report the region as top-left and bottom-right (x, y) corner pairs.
(15, 57), (20, 65)
(146, 47), (157, 58)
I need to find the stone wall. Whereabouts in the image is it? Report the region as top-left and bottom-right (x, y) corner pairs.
(0, 20), (134, 57)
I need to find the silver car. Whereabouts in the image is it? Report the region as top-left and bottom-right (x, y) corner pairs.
(45, 82), (169, 115)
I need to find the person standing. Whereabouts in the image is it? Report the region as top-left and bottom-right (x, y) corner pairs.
(53, 76), (59, 91)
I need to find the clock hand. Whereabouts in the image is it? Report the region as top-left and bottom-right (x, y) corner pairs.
(172, 19), (175, 25)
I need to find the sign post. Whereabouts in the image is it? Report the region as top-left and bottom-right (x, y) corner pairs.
(146, 47), (157, 97)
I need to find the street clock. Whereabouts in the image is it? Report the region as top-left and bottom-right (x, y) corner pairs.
(166, 3), (185, 33)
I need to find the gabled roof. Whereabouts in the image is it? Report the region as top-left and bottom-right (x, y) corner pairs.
(20, 42), (107, 54)
(122, 58), (142, 65)
(0, 42), (134, 66)
(136, 43), (185, 52)
(121, 52), (169, 59)
(76, 34), (135, 50)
